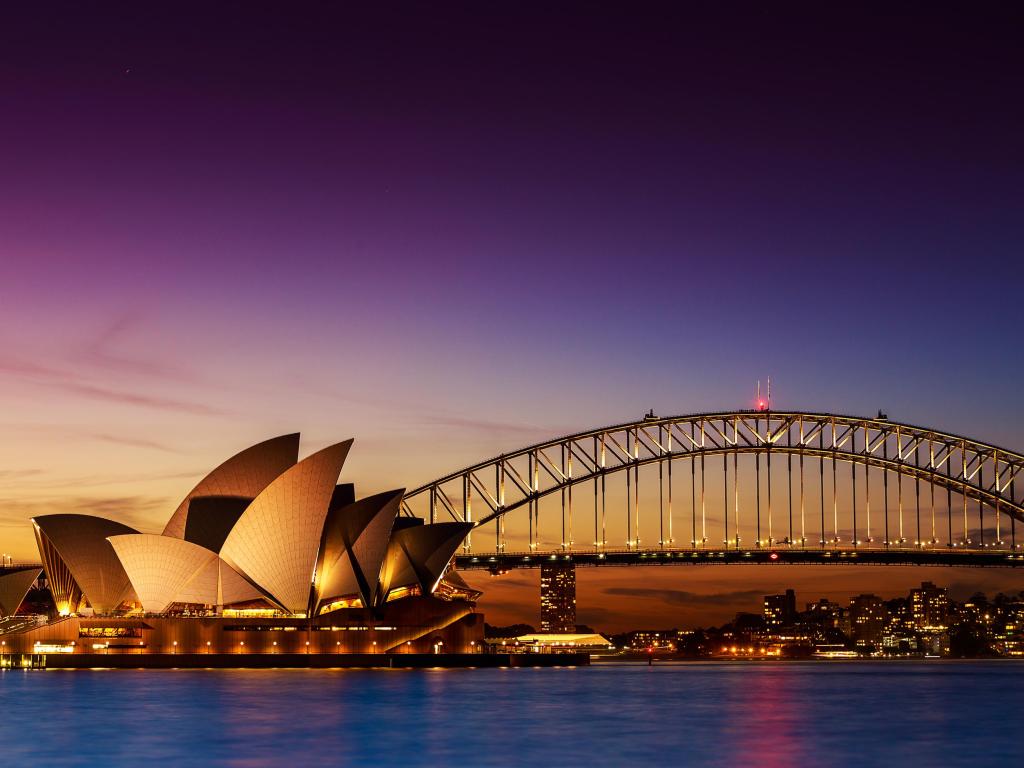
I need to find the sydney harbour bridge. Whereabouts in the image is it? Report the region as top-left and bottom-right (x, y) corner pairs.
(399, 410), (1024, 572)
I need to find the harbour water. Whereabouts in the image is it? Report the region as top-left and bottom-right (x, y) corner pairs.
(3, 661), (1022, 766)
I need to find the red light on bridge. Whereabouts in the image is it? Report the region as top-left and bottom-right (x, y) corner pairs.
(754, 378), (771, 411)
(769, 552), (779, 561)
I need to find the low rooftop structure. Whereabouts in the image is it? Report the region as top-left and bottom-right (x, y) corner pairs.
(487, 632), (613, 653)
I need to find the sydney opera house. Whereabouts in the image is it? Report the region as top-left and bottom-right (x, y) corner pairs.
(0, 435), (484, 663)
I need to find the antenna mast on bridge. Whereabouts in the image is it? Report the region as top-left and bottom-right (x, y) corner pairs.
(756, 378), (771, 412)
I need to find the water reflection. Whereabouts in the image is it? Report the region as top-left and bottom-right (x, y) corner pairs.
(720, 666), (806, 767)
(2, 663), (1023, 766)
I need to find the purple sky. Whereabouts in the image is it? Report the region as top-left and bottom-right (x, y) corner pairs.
(1, 4), (1022, 629)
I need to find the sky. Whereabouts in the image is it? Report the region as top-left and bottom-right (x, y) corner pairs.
(1, 4), (1023, 631)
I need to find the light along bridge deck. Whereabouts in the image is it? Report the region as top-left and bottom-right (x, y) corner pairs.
(456, 548), (1024, 571)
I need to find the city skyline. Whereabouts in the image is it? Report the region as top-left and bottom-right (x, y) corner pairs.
(602, 579), (1024, 660)
(3, 5), (1024, 630)
(471, 564), (1023, 633)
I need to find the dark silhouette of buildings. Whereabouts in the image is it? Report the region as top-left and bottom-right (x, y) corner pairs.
(612, 581), (1024, 660)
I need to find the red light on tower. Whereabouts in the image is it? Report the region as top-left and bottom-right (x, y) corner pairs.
(754, 378), (772, 412)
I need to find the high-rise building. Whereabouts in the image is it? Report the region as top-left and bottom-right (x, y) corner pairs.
(849, 594), (887, 648)
(540, 562), (576, 632)
(764, 589), (797, 629)
(910, 581), (948, 629)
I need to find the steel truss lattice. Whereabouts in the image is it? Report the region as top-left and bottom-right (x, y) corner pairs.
(400, 411), (1024, 555)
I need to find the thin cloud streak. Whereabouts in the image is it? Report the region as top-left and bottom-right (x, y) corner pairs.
(89, 433), (180, 453)
(0, 494), (172, 533)
(604, 586), (766, 607)
(416, 413), (566, 439)
(0, 469), (44, 480)
(60, 380), (226, 416)
(77, 312), (190, 381)
(0, 468), (203, 492)
(0, 355), (226, 417)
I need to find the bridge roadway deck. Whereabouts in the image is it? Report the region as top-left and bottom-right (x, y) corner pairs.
(456, 548), (1024, 570)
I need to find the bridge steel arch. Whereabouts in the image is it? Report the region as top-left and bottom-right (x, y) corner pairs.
(400, 411), (1024, 556)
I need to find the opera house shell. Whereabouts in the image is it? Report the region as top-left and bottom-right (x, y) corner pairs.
(0, 435), (483, 659)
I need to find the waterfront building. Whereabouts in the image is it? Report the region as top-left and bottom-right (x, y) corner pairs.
(910, 581), (948, 629)
(798, 598), (847, 638)
(623, 630), (677, 649)
(764, 589), (797, 629)
(485, 632), (612, 654)
(0, 434), (483, 658)
(540, 562), (576, 632)
(918, 630), (950, 656)
(994, 602), (1024, 657)
(959, 594), (996, 639)
(849, 594), (886, 650)
(880, 598), (919, 654)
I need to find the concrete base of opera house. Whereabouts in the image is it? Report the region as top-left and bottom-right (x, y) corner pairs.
(0, 596), (487, 657)
(2, 651), (591, 669)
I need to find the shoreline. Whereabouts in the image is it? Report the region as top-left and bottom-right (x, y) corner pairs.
(1, 651), (590, 670)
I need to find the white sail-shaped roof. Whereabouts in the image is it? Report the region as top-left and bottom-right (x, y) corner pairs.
(108, 534), (216, 614)
(315, 489), (402, 611)
(220, 440), (353, 613)
(378, 521), (473, 604)
(172, 556), (263, 607)
(216, 559), (265, 606)
(32, 514), (139, 614)
(109, 534), (263, 613)
(162, 434), (300, 540)
(0, 566), (41, 617)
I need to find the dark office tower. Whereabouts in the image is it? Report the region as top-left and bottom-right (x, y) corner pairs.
(763, 589), (797, 628)
(910, 581), (949, 629)
(540, 562), (576, 632)
(849, 594), (887, 648)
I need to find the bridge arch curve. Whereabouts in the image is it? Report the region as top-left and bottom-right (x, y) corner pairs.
(402, 411), (1024, 558)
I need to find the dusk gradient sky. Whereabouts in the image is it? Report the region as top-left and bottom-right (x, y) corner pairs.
(2, 4), (1023, 630)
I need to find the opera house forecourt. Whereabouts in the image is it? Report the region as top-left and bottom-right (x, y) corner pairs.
(0, 434), (530, 668)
